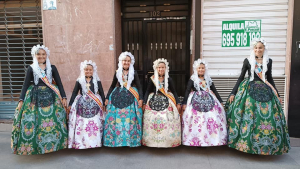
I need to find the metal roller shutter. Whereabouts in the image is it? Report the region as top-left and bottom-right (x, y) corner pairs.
(212, 76), (286, 109)
(0, 0), (42, 119)
(202, 0), (289, 115)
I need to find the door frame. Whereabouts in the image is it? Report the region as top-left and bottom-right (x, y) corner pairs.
(284, 0), (295, 118)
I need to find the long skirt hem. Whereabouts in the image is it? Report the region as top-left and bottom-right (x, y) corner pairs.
(11, 85), (68, 155)
(226, 79), (290, 155)
(68, 94), (104, 150)
(182, 91), (227, 147)
(103, 87), (143, 147)
(228, 144), (288, 155)
(182, 143), (227, 147)
(142, 92), (181, 148)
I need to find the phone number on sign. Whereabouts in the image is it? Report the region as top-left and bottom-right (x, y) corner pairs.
(222, 32), (261, 47)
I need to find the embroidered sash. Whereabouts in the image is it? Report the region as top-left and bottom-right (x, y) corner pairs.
(255, 64), (280, 99)
(116, 70), (139, 101)
(123, 82), (139, 101)
(87, 90), (103, 111)
(151, 76), (176, 105)
(40, 76), (63, 103)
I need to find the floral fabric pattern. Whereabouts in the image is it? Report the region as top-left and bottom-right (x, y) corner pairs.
(103, 87), (142, 147)
(182, 91), (227, 147)
(11, 85), (68, 155)
(68, 94), (104, 149)
(226, 79), (290, 155)
(142, 93), (181, 148)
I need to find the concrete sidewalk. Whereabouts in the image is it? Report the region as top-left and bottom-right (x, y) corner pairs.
(1, 131), (300, 169)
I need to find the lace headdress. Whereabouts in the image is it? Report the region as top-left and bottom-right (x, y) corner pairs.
(153, 58), (169, 92)
(30, 44), (52, 85)
(190, 59), (212, 91)
(248, 38), (269, 82)
(77, 60), (100, 94)
(116, 51), (135, 89)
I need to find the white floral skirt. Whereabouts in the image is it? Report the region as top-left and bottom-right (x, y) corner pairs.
(68, 94), (104, 149)
(182, 91), (227, 147)
(142, 93), (181, 147)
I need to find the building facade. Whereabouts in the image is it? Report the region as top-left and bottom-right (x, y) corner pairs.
(0, 0), (299, 137)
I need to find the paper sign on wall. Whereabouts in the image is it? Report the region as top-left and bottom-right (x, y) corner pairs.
(222, 20), (261, 47)
(43, 0), (57, 10)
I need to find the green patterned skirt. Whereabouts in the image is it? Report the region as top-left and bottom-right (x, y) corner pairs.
(226, 79), (290, 155)
(11, 85), (68, 155)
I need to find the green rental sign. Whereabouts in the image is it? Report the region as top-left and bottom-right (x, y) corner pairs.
(222, 20), (261, 47)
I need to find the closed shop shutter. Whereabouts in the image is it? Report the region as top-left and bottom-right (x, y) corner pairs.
(0, 0), (43, 119)
(202, 0), (289, 111)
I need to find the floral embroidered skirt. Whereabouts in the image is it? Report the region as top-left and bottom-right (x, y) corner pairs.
(226, 79), (290, 155)
(11, 85), (68, 155)
(142, 92), (181, 148)
(103, 87), (142, 147)
(68, 94), (104, 149)
(182, 91), (227, 147)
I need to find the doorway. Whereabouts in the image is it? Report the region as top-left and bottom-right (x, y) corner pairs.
(121, 0), (191, 99)
(288, 0), (300, 137)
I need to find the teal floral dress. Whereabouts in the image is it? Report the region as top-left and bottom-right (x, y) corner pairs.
(103, 71), (143, 147)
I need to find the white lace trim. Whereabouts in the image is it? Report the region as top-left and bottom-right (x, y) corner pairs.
(116, 51), (135, 89)
(77, 60), (100, 94)
(190, 59), (212, 91)
(30, 45), (52, 85)
(153, 58), (169, 92)
(248, 38), (269, 82)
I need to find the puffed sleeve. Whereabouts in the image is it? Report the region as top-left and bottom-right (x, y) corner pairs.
(266, 59), (280, 97)
(210, 82), (223, 103)
(168, 77), (180, 104)
(230, 58), (249, 95)
(105, 72), (118, 99)
(68, 81), (81, 106)
(182, 79), (193, 105)
(19, 66), (34, 101)
(51, 65), (67, 98)
(134, 71), (143, 100)
(143, 78), (155, 104)
(97, 81), (106, 102)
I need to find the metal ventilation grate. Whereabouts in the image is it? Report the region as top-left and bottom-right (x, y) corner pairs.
(211, 75), (286, 110)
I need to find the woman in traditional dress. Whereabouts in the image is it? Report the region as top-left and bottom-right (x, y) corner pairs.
(11, 45), (68, 155)
(68, 60), (105, 149)
(142, 58), (181, 148)
(226, 38), (290, 155)
(103, 52), (143, 147)
(181, 59), (227, 147)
